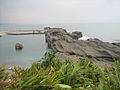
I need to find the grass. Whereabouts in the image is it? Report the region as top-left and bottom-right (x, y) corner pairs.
(0, 51), (120, 90)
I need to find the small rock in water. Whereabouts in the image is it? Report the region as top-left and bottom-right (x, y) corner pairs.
(15, 43), (23, 50)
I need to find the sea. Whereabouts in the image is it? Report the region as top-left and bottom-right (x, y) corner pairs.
(0, 23), (120, 68)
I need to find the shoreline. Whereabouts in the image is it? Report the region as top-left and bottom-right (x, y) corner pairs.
(0, 27), (120, 68)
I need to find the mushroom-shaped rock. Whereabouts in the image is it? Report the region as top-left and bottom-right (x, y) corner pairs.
(70, 31), (83, 40)
(15, 43), (23, 50)
(44, 27), (51, 30)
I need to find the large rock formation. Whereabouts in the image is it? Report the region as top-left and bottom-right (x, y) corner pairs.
(45, 28), (120, 67)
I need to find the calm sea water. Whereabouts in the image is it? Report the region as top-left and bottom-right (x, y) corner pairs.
(0, 23), (120, 68)
(0, 34), (47, 68)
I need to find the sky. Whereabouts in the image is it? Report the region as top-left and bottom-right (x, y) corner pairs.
(0, 0), (120, 24)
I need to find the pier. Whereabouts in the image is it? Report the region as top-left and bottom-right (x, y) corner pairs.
(0, 30), (46, 36)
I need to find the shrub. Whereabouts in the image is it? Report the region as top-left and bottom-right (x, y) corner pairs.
(0, 52), (120, 90)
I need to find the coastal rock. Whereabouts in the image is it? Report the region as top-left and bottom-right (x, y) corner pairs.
(15, 43), (23, 50)
(0, 35), (2, 37)
(70, 31), (83, 40)
(44, 27), (51, 30)
(112, 43), (120, 47)
(45, 28), (120, 67)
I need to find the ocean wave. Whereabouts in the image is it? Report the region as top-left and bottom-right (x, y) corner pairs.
(78, 36), (90, 40)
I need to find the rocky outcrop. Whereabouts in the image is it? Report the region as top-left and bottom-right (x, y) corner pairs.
(44, 27), (51, 30)
(112, 43), (120, 47)
(15, 43), (23, 50)
(45, 28), (120, 67)
(70, 31), (83, 40)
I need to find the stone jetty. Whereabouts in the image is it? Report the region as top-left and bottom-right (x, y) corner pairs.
(0, 30), (46, 36)
(45, 27), (120, 67)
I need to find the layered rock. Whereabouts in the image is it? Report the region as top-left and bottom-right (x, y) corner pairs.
(112, 43), (120, 47)
(45, 28), (120, 67)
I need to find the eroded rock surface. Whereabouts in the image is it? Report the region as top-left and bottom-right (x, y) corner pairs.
(45, 28), (120, 67)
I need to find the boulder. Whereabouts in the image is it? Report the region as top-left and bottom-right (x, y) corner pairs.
(44, 27), (51, 30)
(69, 31), (82, 40)
(15, 43), (23, 50)
(72, 31), (82, 38)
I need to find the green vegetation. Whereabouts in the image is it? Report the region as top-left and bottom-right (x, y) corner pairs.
(0, 51), (120, 90)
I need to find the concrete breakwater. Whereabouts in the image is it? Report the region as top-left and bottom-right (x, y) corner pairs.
(45, 27), (120, 67)
(0, 30), (46, 36)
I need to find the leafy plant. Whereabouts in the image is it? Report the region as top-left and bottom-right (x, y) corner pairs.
(0, 65), (9, 89)
(0, 52), (120, 90)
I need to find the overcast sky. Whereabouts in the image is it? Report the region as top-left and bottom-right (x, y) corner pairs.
(0, 0), (120, 24)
